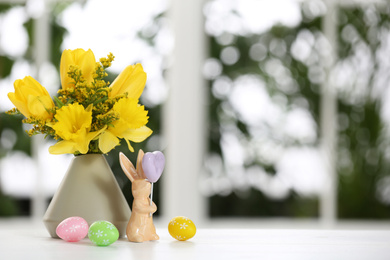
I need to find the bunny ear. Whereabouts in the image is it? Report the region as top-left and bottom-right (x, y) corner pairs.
(136, 149), (146, 179)
(119, 152), (138, 182)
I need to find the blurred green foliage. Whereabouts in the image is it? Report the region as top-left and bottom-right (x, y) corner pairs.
(0, 3), (68, 216)
(208, 18), (322, 217)
(0, 113), (31, 158)
(210, 190), (319, 217)
(208, 4), (390, 219)
(336, 7), (390, 219)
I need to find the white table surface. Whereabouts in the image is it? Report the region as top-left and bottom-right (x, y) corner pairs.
(1, 219), (390, 260)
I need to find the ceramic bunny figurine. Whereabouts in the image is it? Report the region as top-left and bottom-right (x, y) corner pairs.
(119, 150), (159, 242)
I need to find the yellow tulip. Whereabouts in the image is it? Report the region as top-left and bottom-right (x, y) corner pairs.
(49, 103), (103, 155)
(60, 48), (96, 90)
(8, 76), (54, 120)
(109, 63), (147, 99)
(98, 98), (152, 153)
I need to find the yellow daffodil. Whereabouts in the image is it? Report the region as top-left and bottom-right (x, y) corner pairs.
(60, 48), (96, 90)
(8, 76), (54, 120)
(109, 63), (146, 99)
(98, 98), (152, 153)
(7, 49), (152, 156)
(49, 103), (104, 155)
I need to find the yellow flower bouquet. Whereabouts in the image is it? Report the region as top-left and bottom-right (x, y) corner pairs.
(7, 48), (152, 155)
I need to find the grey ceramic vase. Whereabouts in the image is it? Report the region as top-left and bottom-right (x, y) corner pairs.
(43, 154), (131, 238)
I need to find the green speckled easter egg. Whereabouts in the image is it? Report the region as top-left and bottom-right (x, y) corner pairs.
(88, 221), (119, 246)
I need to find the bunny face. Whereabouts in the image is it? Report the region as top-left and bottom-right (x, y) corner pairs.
(132, 179), (151, 198)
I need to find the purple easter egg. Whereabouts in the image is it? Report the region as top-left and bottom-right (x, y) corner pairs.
(142, 151), (165, 183)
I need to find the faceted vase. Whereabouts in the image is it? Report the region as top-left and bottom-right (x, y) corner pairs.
(43, 154), (131, 238)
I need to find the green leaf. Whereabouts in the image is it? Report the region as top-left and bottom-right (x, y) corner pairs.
(53, 96), (64, 108)
(93, 97), (108, 105)
(96, 88), (109, 93)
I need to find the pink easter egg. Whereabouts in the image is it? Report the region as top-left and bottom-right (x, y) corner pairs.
(56, 216), (89, 242)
